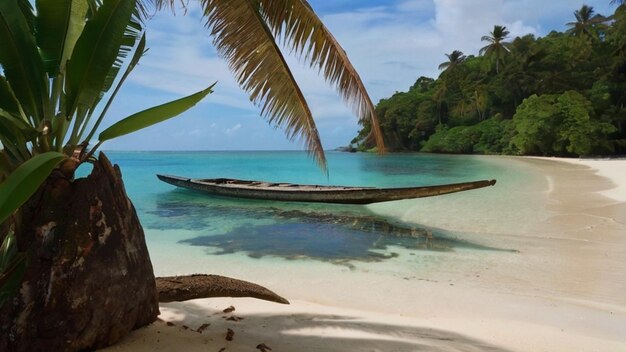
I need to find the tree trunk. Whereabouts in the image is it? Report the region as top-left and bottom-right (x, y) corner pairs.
(0, 153), (159, 351)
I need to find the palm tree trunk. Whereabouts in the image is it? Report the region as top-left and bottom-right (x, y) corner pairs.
(0, 153), (159, 351)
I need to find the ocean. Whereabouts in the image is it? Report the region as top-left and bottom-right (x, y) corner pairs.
(87, 151), (549, 276)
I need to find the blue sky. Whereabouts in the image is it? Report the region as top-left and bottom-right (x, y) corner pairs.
(104, 0), (616, 151)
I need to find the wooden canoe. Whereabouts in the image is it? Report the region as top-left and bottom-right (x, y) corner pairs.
(157, 174), (496, 205)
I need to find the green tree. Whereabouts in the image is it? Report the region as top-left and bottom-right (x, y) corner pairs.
(554, 91), (616, 155)
(512, 92), (616, 155)
(410, 76), (435, 92)
(438, 50), (466, 72)
(566, 5), (608, 39)
(353, 1), (624, 156)
(479, 25), (511, 73)
(511, 94), (560, 155)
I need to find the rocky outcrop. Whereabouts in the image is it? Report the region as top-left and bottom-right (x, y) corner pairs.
(0, 153), (159, 351)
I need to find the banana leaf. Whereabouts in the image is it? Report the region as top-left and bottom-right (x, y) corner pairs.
(98, 83), (215, 142)
(65, 0), (137, 113)
(0, 1), (47, 123)
(0, 152), (65, 224)
(36, 0), (89, 75)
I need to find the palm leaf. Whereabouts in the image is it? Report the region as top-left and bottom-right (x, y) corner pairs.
(84, 5), (144, 141)
(258, 0), (385, 152)
(0, 75), (21, 117)
(0, 0), (47, 124)
(0, 151), (65, 224)
(0, 109), (34, 134)
(35, 0), (89, 76)
(84, 33), (147, 143)
(65, 0), (137, 115)
(100, 5), (143, 96)
(200, 0), (327, 169)
(17, 0), (34, 32)
(98, 83), (215, 142)
(0, 118), (31, 164)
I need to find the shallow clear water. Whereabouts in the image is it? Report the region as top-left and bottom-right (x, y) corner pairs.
(83, 151), (545, 269)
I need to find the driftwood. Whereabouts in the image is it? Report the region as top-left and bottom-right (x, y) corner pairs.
(156, 274), (290, 304)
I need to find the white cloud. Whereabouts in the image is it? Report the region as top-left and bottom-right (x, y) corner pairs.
(225, 123), (242, 135)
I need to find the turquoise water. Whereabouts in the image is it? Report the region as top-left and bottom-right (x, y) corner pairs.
(85, 151), (544, 269)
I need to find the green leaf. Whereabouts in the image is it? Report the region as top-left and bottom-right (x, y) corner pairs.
(84, 33), (147, 143)
(101, 6), (143, 95)
(0, 75), (21, 117)
(0, 230), (27, 308)
(0, 0), (47, 123)
(0, 152), (65, 224)
(65, 0), (137, 114)
(36, 0), (89, 75)
(98, 83), (215, 142)
(0, 109), (34, 134)
(0, 112), (33, 163)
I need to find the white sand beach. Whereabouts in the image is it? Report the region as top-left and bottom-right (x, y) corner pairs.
(105, 157), (626, 352)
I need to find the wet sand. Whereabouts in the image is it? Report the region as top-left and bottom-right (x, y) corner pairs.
(105, 157), (626, 352)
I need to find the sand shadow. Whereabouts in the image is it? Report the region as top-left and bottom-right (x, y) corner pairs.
(145, 302), (512, 352)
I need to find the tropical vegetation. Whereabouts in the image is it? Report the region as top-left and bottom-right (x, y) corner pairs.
(352, 3), (626, 157)
(0, 0), (383, 349)
(0, 0), (215, 306)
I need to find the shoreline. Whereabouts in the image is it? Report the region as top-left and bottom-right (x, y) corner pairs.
(529, 156), (626, 202)
(105, 156), (626, 352)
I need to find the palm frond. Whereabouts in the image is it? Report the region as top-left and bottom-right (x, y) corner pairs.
(258, 0), (384, 152)
(66, 0), (138, 115)
(100, 5), (144, 98)
(200, 0), (327, 169)
(0, 76), (21, 118)
(35, 0), (89, 76)
(65, 0), (144, 147)
(0, 1), (47, 125)
(84, 33), (148, 143)
(17, 0), (35, 32)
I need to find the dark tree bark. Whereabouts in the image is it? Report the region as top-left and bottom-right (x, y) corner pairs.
(0, 153), (159, 351)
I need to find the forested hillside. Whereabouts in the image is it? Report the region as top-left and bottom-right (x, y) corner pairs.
(352, 3), (626, 156)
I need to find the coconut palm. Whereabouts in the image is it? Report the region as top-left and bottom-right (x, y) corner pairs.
(0, 2), (219, 348)
(566, 5), (608, 38)
(154, 0), (385, 166)
(610, 0), (625, 6)
(0, 0), (385, 349)
(0, 0), (219, 225)
(479, 25), (511, 74)
(438, 50), (466, 72)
